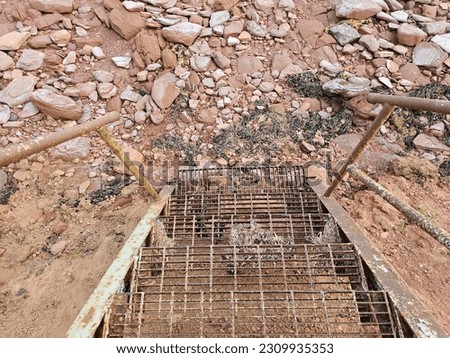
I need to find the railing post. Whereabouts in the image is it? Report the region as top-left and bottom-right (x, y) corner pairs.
(97, 127), (160, 201)
(324, 104), (395, 197)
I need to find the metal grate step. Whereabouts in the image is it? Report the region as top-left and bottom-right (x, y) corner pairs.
(131, 244), (364, 294)
(175, 166), (308, 194)
(105, 290), (398, 338)
(160, 213), (332, 246)
(168, 192), (323, 217)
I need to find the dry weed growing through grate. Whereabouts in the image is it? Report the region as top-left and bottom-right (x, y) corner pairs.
(223, 220), (294, 274)
(305, 217), (341, 245)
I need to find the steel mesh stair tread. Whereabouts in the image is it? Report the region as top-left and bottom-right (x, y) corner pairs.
(105, 290), (398, 338)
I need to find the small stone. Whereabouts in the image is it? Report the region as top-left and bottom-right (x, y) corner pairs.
(91, 47), (106, 59)
(412, 42), (448, 68)
(255, 0), (275, 11)
(0, 104), (11, 124)
(212, 52), (231, 69)
(161, 22), (203, 46)
(422, 22), (447, 36)
(93, 70), (114, 83)
(413, 134), (450, 153)
(431, 34), (450, 54)
(246, 20), (267, 38)
(210, 10), (230, 27)
(62, 51), (77, 65)
(0, 76), (37, 107)
(329, 23), (361, 46)
(359, 34), (379, 52)
(259, 82), (275, 93)
(378, 77), (393, 89)
(49, 30), (71, 45)
(109, 8), (146, 40)
(150, 112), (164, 125)
(335, 0), (382, 20)
(397, 24), (427, 46)
(0, 31), (31, 51)
(50, 241), (67, 255)
(120, 88), (142, 103)
(390, 10), (408, 22)
(97, 83), (118, 99)
(0, 51), (15, 71)
(202, 77), (215, 88)
(151, 73), (180, 109)
(237, 55), (263, 74)
(161, 49), (177, 69)
(134, 111), (146, 124)
(122, 1), (145, 12)
(17, 102), (40, 118)
(29, 0), (73, 13)
(322, 76), (371, 98)
(112, 56), (132, 68)
(49, 137), (90, 161)
(31, 89), (83, 120)
(190, 55), (211, 72)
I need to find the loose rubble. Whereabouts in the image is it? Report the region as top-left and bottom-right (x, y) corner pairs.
(0, 0), (448, 191)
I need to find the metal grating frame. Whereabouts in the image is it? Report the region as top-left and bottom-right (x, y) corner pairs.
(168, 192), (323, 217)
(132, 244), (364, 293)
(161, 214), (331, 246)
(105, 290), (399, 338)
(176, 166), (309, 194)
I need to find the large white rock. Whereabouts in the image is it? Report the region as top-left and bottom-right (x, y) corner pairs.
(151, 73), (180, 109)
(412, 42), (448, 68)
(0, 51), (14, 71)
(31, 89), (83, 120)
(16, 49), (45, 71)
(162, 22), (203, 46)
(29, 0), (73, 13)
(0, 31), (30, 51)
(335, 0), (382, 20)
(431, 34), (450, 54)
(0, 76), (37, 107)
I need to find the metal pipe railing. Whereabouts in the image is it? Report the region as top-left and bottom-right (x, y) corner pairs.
(0, 112), (120, 168)
(367, 93), (450, 114)
(347, 166), (450, 251)
(0, 112), (161, 201)
(324, 104), (395, 197)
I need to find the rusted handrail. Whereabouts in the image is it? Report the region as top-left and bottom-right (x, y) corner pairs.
(0, 112), (161, 201)
(323, 93), (450, 251)
(367, 93), (450, 114)
(347, 166), (450, 251)
(0, 112), (120, 168)
(324, 104), (395, 197)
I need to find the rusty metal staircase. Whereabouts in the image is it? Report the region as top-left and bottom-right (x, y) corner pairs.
(101, 166), (401, 338)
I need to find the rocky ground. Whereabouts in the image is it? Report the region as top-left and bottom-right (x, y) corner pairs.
(0, 0), (449, 337)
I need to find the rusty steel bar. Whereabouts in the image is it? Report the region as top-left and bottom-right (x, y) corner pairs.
(347, 165), (450, 251)
(324, 104), (395, 197)
(0, 112), (120, 168)
(97, 127), (160, 201)
(367, 93), (450, 114)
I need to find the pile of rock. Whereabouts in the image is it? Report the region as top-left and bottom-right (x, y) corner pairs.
(0, 0), (448, 174)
